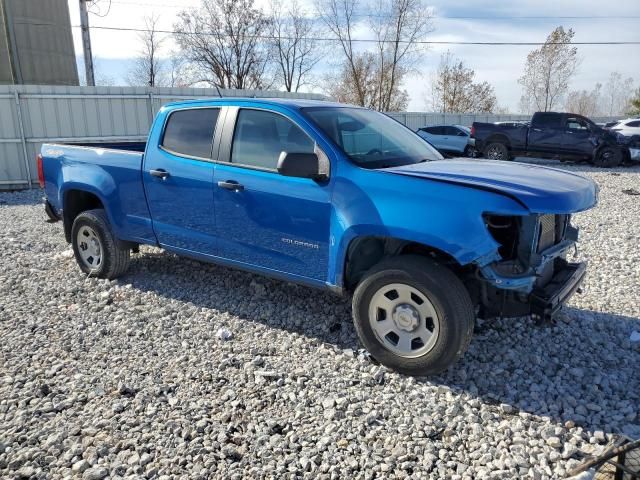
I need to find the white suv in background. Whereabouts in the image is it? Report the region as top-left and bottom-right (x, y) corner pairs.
(610, 118), (640, 137)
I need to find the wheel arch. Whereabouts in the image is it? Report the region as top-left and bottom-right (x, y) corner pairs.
(341, 235), (463, 291)
(62, 187), (108, 242)
(485, 134), (512, 149)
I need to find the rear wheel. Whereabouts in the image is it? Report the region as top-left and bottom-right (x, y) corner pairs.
(71, 209), (130, 279)
(593, 147), (622, 167)
(352, 255), (474, 376)
(484, 142), (510, 161)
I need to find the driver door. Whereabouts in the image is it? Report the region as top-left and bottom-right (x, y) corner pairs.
(212, 107), (331, 281)
(563, 116), (594, 156)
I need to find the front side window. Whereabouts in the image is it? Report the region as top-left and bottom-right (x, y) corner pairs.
(566, 117), (589, 131)
(303, 107), (443, 169)
(627, 120), (640, 127)
(231, 109), (315, 170)
(161, 108), (220, 159)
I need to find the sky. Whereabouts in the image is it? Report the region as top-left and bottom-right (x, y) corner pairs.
(67, 0), (640, 112)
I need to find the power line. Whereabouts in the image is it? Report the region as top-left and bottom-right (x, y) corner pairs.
(76, 24), (640, 46)
(106, 1), (640, 21)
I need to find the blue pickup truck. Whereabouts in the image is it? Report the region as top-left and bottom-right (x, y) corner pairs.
(39, 98), (597, 375)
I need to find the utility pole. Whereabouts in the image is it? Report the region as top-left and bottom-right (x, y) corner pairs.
(79, 0), (95, 86)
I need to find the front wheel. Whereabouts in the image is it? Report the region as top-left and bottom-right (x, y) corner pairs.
(352, 256), (474, 376)
(464, 145), (479, 158)
(71, 209), (130, 279)
(484, 142), (510, 161)
(593, 147), (622, 167)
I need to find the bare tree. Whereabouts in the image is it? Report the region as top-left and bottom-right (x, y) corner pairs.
(316, 0), (431, 110)
(127, 15), (166, 87)
(601, 71), (634, 116)
(166, 54), (195, 87)
(316, 0), (366, 105)
(368, 0), (434, 111)
(427, 51), (497, 113)
(324, 51), (408, 110)
(268, 0), (322, 92)
(174, 0), (271, 89)
(564, 83), (602, 116)
(518, 26), (579, 112)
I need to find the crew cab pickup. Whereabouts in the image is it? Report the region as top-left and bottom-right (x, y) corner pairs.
(470, 111), (631, 167)
(39, 99), (597, 375)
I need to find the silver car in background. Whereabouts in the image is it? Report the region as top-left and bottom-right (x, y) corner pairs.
(416, 124), (478, 157)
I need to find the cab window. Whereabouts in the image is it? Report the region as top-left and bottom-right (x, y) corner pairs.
(231, 109), (315, 170)
(161, 108), (220, 159)
(566, 116), (590, 131)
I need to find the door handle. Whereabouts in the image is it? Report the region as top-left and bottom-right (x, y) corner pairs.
(217, 180), (244, 192)
(150, 169), (170, 180)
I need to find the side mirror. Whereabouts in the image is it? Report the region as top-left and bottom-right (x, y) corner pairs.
(277, 152), (327, 180)
(457, 131), (467, 137)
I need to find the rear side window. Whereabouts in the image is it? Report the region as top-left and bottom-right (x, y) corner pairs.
(161, 108), (220, 159)
(443, 126), (462, 136)
(231, 109), (314, 170)
(533, 113), (562, 129)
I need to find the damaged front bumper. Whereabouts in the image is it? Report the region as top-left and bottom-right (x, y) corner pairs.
(479, 238), (576, 293)
(530, 260), (586, 322)
(477, 232), (585, 320)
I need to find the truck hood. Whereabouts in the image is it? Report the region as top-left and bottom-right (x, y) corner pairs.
(384, 159), (597, 214)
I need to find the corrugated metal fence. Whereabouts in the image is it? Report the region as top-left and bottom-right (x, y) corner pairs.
(385, 112), (530, 129)
(0, 85), (621, 190)
(0, 84), (326, 190)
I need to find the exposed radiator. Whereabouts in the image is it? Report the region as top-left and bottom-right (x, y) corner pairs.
(537, 214), (557, 252)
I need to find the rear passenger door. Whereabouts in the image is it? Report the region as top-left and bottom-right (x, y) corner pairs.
(143, 107), (221, 254)
(212, 107), (331, 281)
(417, 126), (444, 149)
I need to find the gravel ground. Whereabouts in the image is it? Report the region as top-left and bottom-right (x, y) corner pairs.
(1, 160), (639, 479)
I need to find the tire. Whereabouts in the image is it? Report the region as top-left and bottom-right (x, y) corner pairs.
(593, 146), (623, 167)
(464, 145), (478, 158)
(71, 209), (130, 279)
(484, 142), (510, 161)
(352, 255), (474, 376)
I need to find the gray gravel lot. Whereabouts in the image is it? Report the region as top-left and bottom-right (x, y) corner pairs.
(1, 160), (639, 479)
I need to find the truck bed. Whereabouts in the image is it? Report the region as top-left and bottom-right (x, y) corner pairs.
(41, 141), (155, 244)
(56, 141), (147, 153)
(471, 122), (529, 153)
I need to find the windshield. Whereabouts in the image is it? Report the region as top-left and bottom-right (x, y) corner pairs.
(458, 125), (471, 134)
(302, 107), (443, 169)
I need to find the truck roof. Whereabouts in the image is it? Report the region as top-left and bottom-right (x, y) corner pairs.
(161, 97), (347, 110)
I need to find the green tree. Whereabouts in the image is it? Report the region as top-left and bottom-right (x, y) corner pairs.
(628, 88), (640, 116)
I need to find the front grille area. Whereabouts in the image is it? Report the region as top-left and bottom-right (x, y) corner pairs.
(537, 214), (557, 252)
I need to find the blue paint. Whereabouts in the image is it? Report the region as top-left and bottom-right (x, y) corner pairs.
(41, 98), (597, 294)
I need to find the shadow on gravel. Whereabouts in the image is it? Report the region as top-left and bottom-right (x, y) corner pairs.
(427, 306), (640, 439)
(124, 251), (640, 439)
(0, 189), (42, 206)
